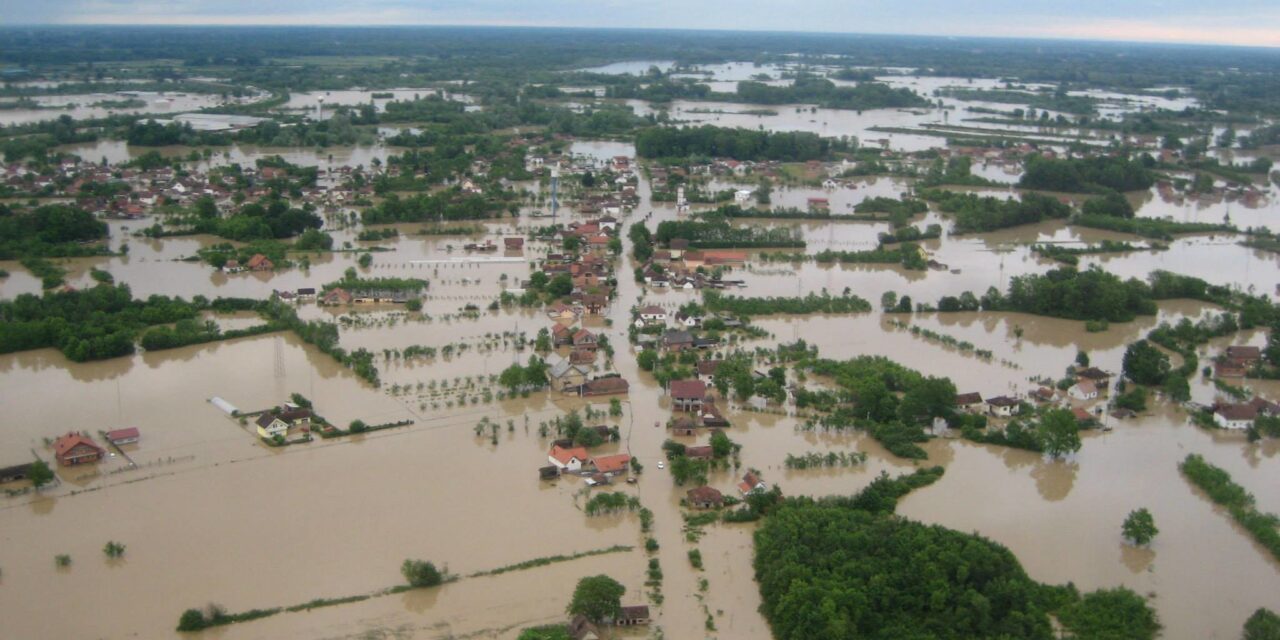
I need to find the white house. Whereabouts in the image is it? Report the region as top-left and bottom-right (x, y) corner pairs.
(1068, 381), (1099, 401)
(675, 311), (702, 328)
(986, 396), (1021, 417)
(822, 178), (839, 190)
(548, 445), (588, 471)
(734, 189), (754, 205)
(1214, 404), (1256, 430)
(636, 305), (667, 326)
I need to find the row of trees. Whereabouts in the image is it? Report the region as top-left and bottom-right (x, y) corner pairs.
(0, 203), (110, 259)
(635, 125), (831, 161)
(923, 189), (1072, 233)
(0, 284), (203, 362)
(1018, 154), (1156, 193)
(753, 469), (1161, 639)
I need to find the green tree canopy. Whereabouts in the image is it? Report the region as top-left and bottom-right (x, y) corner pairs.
(1122, 508), (1159, 546)
(566, 574), (625, 623)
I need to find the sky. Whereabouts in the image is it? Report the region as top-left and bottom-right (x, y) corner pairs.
(2, 0), (1279, 48)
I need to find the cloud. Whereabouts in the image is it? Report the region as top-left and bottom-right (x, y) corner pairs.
(3, 0), (1278, 48)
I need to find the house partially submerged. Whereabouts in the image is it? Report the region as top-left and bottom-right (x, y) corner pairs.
(616, 605), (651, 626)
(687, 485), (724, 509)
(0, 462), (35, 483)
(590, 454), (631, 476)
(581, 377), (629, 397)
(53, 433), (105, 466)
(1213, 397), (1280, 430)
(548, 356), (591, 392)
(986, 396), (1021, 417)
(548, 445), (589, 471)
(1068, 381), (1098, 401)
(954, 392), (984, 413)
(105, 427), (140, 445)
(670, 379), (707, 412)
(738, 472), (767, 495)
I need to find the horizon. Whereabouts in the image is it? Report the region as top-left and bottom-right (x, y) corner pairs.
(0, 23), (1278, 54)
(2, 1), (1278, 49)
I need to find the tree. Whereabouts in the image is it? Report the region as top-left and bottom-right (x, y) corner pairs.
(670, 455), (708, 486)
(499, 363), (527, 391)
(349, 420), (368, 433)
(177, 609), (209, 632)
(897, 376), (956, 424)
(1122, 508), (1158, 546)
(1123, 340), (1171, 386)
(547, 273), (573, 297)
(103, 541), (126, 558)
(358, 252), (373, 268)
(636, 349), (657, 371)
(567, 575), (625, 623)
(1075, 350), (1090, 367)
(401, 559), (443, 587)
(1038, 408), (1082, 459)
(880, 290), (898, 311)
(1244, 608), (1280, 640)
(28, 459), (53, 489)
(710, 429), (734, 458)
(1058, 588), (1161, 640)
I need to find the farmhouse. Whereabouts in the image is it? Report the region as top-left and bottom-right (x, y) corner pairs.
(670, 379), (707, 412)
(53, 433), (105, 466)
(687, 485), (724, 509)
(548, 445), (589, 471)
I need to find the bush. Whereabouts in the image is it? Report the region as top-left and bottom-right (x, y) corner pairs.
(177, 609), (208, 632)
(401, 559), (443, 587)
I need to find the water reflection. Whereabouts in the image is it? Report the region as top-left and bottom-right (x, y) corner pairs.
(1120, 544), (1156, 574)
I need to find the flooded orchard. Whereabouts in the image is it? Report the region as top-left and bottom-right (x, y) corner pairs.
(3, 62), (1280, 640)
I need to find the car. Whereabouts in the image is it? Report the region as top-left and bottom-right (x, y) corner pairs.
(657, 461), (665, 470)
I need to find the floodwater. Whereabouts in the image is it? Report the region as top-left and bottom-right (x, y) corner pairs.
(0, 91), (246, 126)
(4, 91), (1280, 639)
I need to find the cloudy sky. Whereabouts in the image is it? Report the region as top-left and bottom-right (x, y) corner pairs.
(3, 0), (1279, 47)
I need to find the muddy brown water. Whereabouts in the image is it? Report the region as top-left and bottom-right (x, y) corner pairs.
(3, 131), (1280, 638)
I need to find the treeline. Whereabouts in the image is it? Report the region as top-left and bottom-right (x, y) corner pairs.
(0, 203), (111, 259)
(922, 189), (1072, 233)
(1180, 454), (1280, 562)
(733, 76), (929, 110)
(754, 483), (1159, 639)
(0, 115), (98, 161)
(986, 266), (1158, 322)
(141, 318), (284, 351)
(635, 125), (832, 161)
(0, 284), (202, 362)
(259, 300), (379, 386)
(760, 245), (927, 270)
(1032, 240), (1166, 265)
(323, 275), (428, 292)
(654, 219), (803, 249)
(703, 291), (872, 317)
(1073, 214), (1234, 240)
(1019, 154), (1156, 193)
(361, 191), (504, 224)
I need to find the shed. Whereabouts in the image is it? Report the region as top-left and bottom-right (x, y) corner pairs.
(106, 427), (140, 445)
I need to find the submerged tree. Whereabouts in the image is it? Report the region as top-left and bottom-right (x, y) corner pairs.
(1038, 408), (1082, 459)
(1122, 508), (1159, 546)
(567, 574), (625, 623)
(401, 559), (444, 587)
(28, 459), (54, 489)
